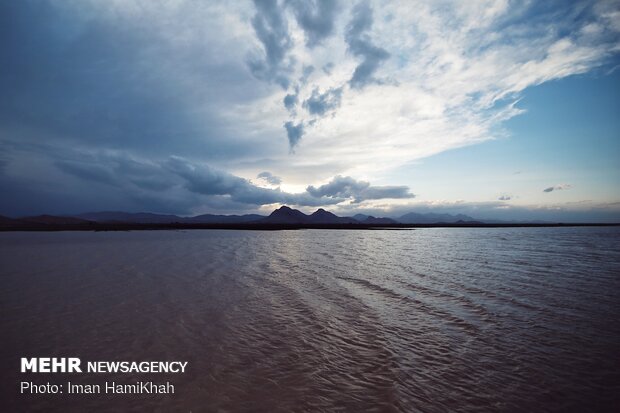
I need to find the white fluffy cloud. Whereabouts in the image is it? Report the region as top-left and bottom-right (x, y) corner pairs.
(239, 0), (620, 181)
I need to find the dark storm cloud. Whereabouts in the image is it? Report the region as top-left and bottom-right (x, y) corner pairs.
(111, 156), (177, 191)
(56, 152), (179, 193)
(0, 149), (200, 216)
(307, 175), (414, 203)
(543, 184), (572, 193)
(0, 1), (267, 162)
(165, 154), (283, 202)
(247, 0), (294, 88)
(345, 1), (390, 89)
(284, 121), (305, 148)
(287, 0), (341, 47)
(0, 0), (295, 216)
(55, 161), (117, 186)
(165, 156), (340, 206)
(49, 154), (408, 211)
(0, 150), (10, 175)
(303, 86), (343, 116)
(31, 151), (344, 211)
(257, 171), (283, 185)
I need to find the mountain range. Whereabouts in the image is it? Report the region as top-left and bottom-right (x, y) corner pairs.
(74, 211), (264, 224)
(1, 207), (480, 226)
(398, 212), (478, 224)
(74, 207), (477, 224)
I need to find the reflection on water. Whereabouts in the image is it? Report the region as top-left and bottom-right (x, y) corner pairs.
(1, 227), (619, 412)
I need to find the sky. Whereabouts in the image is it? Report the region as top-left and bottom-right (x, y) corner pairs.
(1, 0), (619, 221)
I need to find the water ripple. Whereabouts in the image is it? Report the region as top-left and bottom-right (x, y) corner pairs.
(1, 227), (619, 412)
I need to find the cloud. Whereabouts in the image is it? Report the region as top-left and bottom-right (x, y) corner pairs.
(258, 0), (620, 175)
(56, 161), (117, 186)
(0, 0), (275, 164)
(0, 148), (205, 215)
(307, 175), (414, 203)
(165, 156), (247, 197)
(303, 86), (343, 116)
(543, 184), (573, 193)
(257, 171), (282, 185)
(1, 1), (619, 218)
(345, 1), (390, 89)
(288, 0), (341, 47)
(55, 151), (180, 193)
(300, 64), (315, 84)
(284, 121), (305, 148)
(498, 195), (512, 201)
(3, 143), (411, 215)
(283, 92), (299, 111)
(247, 0), (294, 88)
(165, 157), (411, 206)
(5, 0), (609, 173)
(149, 156), (340, 207)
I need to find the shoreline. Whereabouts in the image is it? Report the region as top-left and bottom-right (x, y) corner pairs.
(1, 222), (619, 232)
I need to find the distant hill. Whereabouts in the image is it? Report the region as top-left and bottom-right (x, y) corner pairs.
(21, 215), (93, 225)
(360, 216), (398, 224)
(74, 211), (264, 224)
(261, 207), (395, 224)
(0, 215), (22, 228)
(261, 206), (363, 224)
(261, 206), (311, 224)
(398, 212), (477, 224)
(184, 214), (264, 224)
(309, 208), (358, 224)
(351, 213), (369, 221)
(75, 211), (183, 223)
(347, 213), (398, 224)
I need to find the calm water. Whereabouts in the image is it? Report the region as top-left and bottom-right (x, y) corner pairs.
(1, 227), (619, 412)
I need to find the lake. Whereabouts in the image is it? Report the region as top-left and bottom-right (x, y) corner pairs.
(1, 227), (619, 412)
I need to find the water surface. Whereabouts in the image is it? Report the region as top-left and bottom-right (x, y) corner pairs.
(1, 227), (619, 412)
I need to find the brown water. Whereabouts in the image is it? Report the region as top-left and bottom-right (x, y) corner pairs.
(1, 227), (619, 412)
